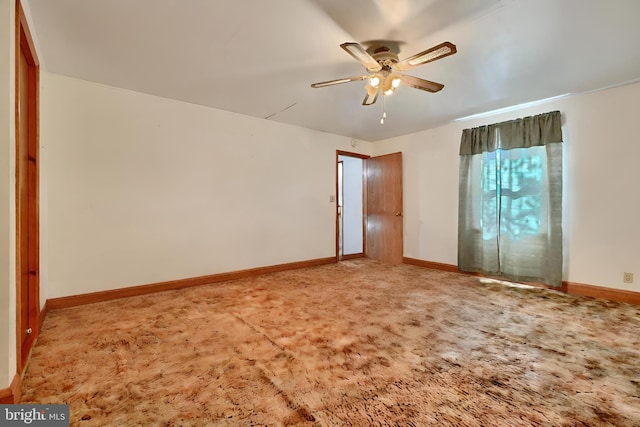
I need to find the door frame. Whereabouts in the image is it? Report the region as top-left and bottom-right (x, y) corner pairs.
(15, 0), (40, 373)
(336, 150), (369, 261)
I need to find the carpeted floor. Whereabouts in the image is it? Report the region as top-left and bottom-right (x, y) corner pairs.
(22, 260), (640, 426)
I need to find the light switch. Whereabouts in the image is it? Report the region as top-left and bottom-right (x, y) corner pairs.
(329, 195), (335, 203)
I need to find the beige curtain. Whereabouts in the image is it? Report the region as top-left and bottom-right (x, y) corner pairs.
(458, 111), (563, 286)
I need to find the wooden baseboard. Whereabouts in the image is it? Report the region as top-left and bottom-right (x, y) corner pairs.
(0, 373), (21, 404)
(341, 253), (365, 261)
(562, 281), (640, 305)
(403, 257), (460, 273)
(2, 303), (49, 404)
(403, 257), (640, 306)
(47, 257), (336, 310)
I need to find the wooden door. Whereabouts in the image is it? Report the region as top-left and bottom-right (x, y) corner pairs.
(16, 4), (40, 372)
(366, 152), (403, 263)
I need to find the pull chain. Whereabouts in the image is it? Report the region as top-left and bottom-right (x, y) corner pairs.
(380, 93), (386, 124)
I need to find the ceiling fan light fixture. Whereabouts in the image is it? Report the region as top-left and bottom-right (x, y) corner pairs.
(365, 82), (378, 97)
(383, 75), (399, 96)
(316, 40), (455, 111)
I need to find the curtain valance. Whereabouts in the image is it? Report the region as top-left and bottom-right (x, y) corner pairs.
(460, 110), (563, 155)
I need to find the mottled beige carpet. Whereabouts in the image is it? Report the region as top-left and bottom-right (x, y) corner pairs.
(22, 260), (640, 426)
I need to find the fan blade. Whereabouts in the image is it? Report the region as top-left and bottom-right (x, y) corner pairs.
(311, 75), (368, 88)
(340, 42), (382, 72)
(395, 41), (457, 71)
(362, 85), (379, 106)
(399, 75), (444, 93)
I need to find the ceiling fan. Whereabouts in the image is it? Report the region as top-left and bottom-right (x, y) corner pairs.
(311, 41), (457, 106)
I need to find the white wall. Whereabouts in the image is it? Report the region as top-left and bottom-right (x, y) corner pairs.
(44, 73), (372, 298)
(0, 0), (16, 390)
(372, 82), (640, 292)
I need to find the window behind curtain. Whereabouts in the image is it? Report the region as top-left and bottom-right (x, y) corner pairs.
(458, 111), (563, 286)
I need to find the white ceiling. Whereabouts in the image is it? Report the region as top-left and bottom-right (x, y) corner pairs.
(26, 0), (640, 142)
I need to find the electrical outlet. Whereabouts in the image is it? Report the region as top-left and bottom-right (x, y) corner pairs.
(623, 272), (633, 284)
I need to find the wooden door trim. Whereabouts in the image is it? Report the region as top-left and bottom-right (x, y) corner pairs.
(335, 151), (370, 261)
(15, 0), (40, 374)
(336, 150), (370, 159)
(337, 160), (344, 258)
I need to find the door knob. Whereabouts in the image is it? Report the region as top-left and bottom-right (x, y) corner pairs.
(395, 211), (402, 216)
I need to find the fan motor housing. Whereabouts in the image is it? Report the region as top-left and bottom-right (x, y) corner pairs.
(372, 47), (399, 67)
